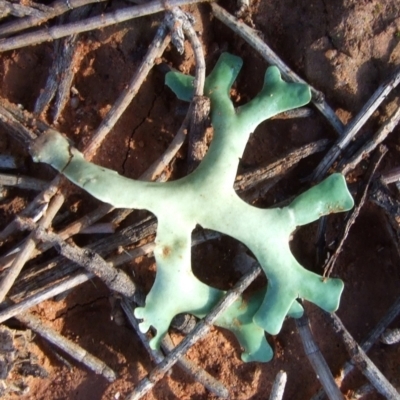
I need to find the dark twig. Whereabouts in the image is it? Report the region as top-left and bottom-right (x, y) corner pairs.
(211, 3), (344, 134)
(126, 262), (262, 399)
(0, 228), (217, 322)
(8, 217), (156, 301)
(327, 313), (400, 399)
(296, 312), (344, 400)
(381, 166), (400, 185)
(0, 1), (50, 20)
(34, 6), (92, 122)
(168, 6), (211, 173)
(0, 0), (213, 52)
(312, 293), (400, 400)
(235, 139), (330, 193)
(0, 154), (19, 169)
(370, 181), (400, 240)
(0, 173), (48, 191)
(0, 0), (107, 38)
(0, 193), (64, 303)
(323, 145), (387, 278)
(341, 105), (400, 175)
(16, 218), (137, 298)
(121, 297), (164, 364)
(0, 271), (93, 324)
(11, 305), (117, 382)
(311, 67), (400, 182)
(122, 297), (229, 398)
(380, 328), (400, 345)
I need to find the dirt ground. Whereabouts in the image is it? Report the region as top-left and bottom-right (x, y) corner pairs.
(1, 0), (400, 399)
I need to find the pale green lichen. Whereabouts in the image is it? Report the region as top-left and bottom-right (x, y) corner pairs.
(30, 53), (354, 362)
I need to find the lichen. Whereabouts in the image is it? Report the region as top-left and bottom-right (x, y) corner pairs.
(30, 53), (354, 362)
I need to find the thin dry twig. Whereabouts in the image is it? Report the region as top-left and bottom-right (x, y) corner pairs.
(121, 297), (164, 364)
(0, 271), (93, 324)
(269, 370), (287, 400)
(311, 67), (400, 182)
(34, 5), (92, 122)
(341, 105), (400, 175)
(8, 217), (156, 301)
(16, 218), (137, 298)
(0, 0), (107, 37)
(11, 305), (117, 382)
(0, 0), (213, 52)
(0, 19), (171, 255)
(211, 3), (344, 135)
(0, 173), (48, 191)
(235, 139), (330, 192)
(126, 262), (262, 400)
(83, 20), (171, 158)
(327, 313), (400, 399)
(122, 298), (229, 398)
(0, 1), (50, 20)
(0, 193), (64, 303)
(312, 293), (400, 400)
(296, 312), (344, 400)
(381, 166), (400, 185)
(380, 328), (400, 345)
(323, 145), (388, 278)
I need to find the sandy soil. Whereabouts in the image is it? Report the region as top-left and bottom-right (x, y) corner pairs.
(0, 0), (400, 399)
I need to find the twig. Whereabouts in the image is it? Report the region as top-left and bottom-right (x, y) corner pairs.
(34, 6), (92, 122)
(0, 192), (64, 303)
(0, 0), (107, 38)
(380, 328), (400, 345)
(0, 0), (213, 52)
(269, 370), (287, 400)
(312, 293), (400, 400)
(0, 271), (93, 324)
(0, 1), (50, 20)
(381, 166), (400, 185)
(323, 145), (387, 278)
(161, 334), (229, 398)
(121, 297), (164, 364)
(83, 19), (171, 159)
(16, 218), (137, 298)
(126, 262), (262, 400)
(168, 7), (211, 173)
(122, 297), (229, 398)
(0, 154), (19, 169)
(370, 181), (400, 243)
(0, 20), (170, 244)
(296, 312), (344, 400)
(341, 105), (400, 175)
(12, 305), (117, 382)
(0, 173), (48, 191)
(211, 3), (344, 135)
(327, 313), (400, 399)
(235, 139), (330, 192)
(9, 217), (156, 300)
(311, 67), (400, 182)
(139, 113), (190, 180)
(0, 227), (217, 322)
(108, 229), (220, 268)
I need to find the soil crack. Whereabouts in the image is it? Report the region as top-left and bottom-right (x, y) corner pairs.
(122, 92), (158, 175)
(50, 295), (108, 321)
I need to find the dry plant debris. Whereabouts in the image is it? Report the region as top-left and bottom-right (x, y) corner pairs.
(0, 1), (399, 399)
